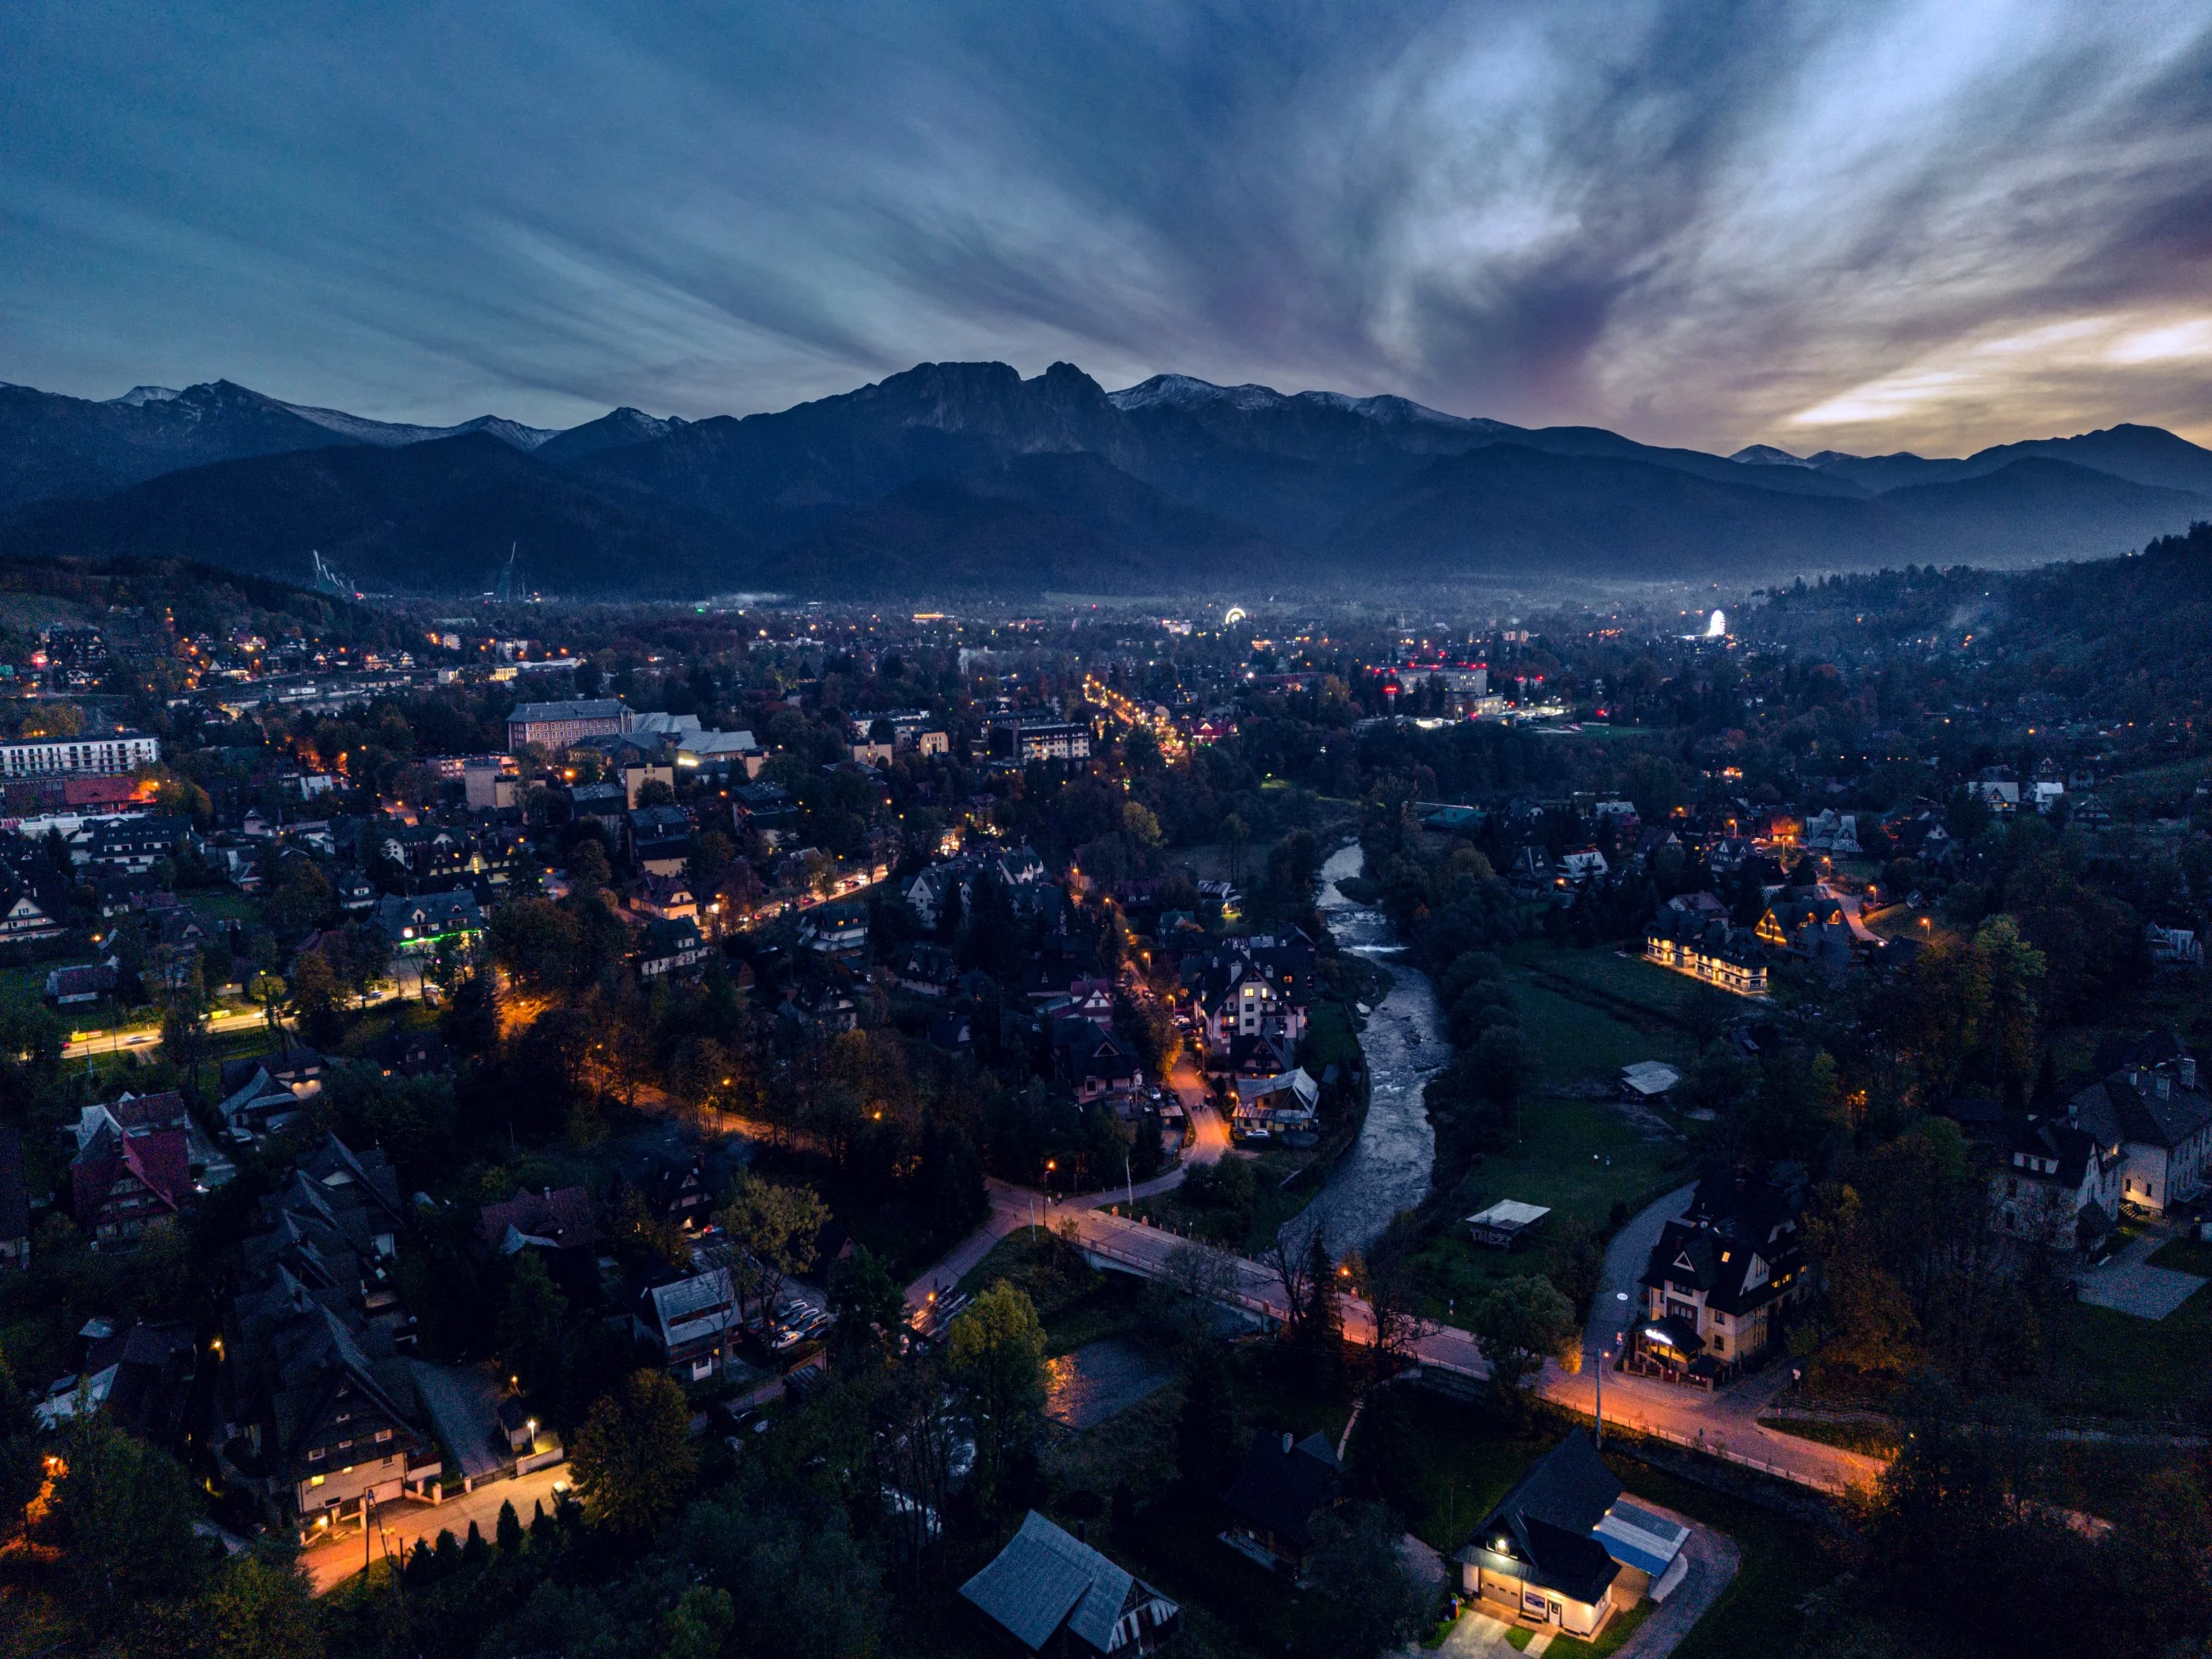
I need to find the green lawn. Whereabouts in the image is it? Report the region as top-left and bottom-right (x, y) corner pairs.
(1127, 1149), (1318, 1254)
(2147, 1235), (2212, 1277)
(1351, 1388), (1548, 1554)
(2049, 1286), (2212, 1418)
(1755, 1413), (1902, 1458)
(1504, 975), (1692, 1094)
(952, 1226), (1152, 1354)
(1515, 947), (1708, 1028)
(1409, 1094), (1685, 1314)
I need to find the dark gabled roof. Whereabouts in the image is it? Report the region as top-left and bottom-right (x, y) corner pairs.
(2070, 1072), (2212, 1154)
(1481, 1428), (1619, 1540)
(1516, 1518), (1621, 1607)
(1639, 1167), (1805, 1314)
(2091, 1028), (2191, 1079)
(1464, 1432), (1623, 1607)
(1221, 1430), (1339, 1549)
(2009, 1116), (2099, 1188)
(478, 1186), (599, 1251)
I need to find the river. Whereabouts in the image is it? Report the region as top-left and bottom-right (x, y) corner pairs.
(1283, 841), (1444, 1259)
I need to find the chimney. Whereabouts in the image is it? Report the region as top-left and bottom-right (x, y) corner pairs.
(2184, 1058), (2198, 1091)
(1282, 1433), (1294, 1455)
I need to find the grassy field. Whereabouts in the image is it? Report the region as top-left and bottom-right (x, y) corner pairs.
(1126, 1148), (1319, 1253)
(1514, 946), (1710, 1029)
(1503, 966), (1694, 1092)
(2148, 1235), (2212, 1276)
(1548, 1599), (1653, 1658)
(952, 1226), (1154, 1355)
(1756, 1413), (1903, 1458)
(1356, 1387), (1547, 1554)
(2050, 1283), (2212, 1418)
(1409, 1094), (1686, 1312)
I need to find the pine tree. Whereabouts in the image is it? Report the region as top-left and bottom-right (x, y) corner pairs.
(496, 1497), (524, 1554)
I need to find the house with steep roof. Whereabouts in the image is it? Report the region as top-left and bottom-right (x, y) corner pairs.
(1220, 1429), (1339, 1574)
(36, 1320), (198, 1448)
(477, 1186), (599, 1257)
(634, 1266), (741, 1382)
(223, 1267), (442, 1537)
(1455, 1432), (1689, 1636)
(1055, 1023), (1143, 1106)
(638, 916), (710, 981)
(2067, 1032), (2212, 1215)
(1630, 1166), (1810, 1388)
(71, 1122), (191, 1247)
(961, 1510), (1181, 1656)
(376, 889), (483, 954)
(1996, 1114), (2123, 1251)
(1230, 1068), (1320, 1142)
(218, 1048), (328, 1138)
(1457, 1431), (1625, 1635)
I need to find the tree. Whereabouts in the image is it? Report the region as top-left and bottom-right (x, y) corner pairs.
(288, 949), (342, 1044)
(0, 1346), (40, 1543)
(826, 1245), (904, 1372)
(195, 1549), (322, 1659)
(949, 1280), (1046, 1507)
(496, 1250), (569, 1403)
(1468, 1275), (1577, 1420)
(713, 1175), (830, 1326)
(496, 1497), (525, 1554)
(1175, 1344), (1240, 1494)
(1223, 813), (1251, 884)
(161, 989), (214, 1096)
(1297, 1501), (1434, 1659)
(570, 1368), (697, 1536)
(568, 838), (613, 892)
(247, 970), (288, 1046)
(663, 1585), (735, 1659)
(49, 1411), (205, 1618)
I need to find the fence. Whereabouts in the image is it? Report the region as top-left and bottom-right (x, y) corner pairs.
(1407, 1354), (1861, 1498)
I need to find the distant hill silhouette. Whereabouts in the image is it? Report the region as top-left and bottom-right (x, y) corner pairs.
(3, 362), (2206, 595)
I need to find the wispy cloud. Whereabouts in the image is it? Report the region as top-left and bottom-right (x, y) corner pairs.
(2, 0), (2207, 453)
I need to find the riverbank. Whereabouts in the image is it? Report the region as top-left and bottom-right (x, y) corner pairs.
(1283, 841), (1445, 1258)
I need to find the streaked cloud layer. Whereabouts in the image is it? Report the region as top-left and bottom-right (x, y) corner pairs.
(3, 1), (2207, 453)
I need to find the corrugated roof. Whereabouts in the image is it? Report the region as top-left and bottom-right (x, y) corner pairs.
(961, 1511), (1154, 1654)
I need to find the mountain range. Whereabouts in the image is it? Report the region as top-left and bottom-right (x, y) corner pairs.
(2, 364), (2206, 597)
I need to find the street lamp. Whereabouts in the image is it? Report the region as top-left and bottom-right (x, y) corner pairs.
(1596, 1291), (1629, 1449)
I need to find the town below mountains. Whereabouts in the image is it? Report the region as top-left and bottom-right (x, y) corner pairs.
(3, 364), (2209, 599)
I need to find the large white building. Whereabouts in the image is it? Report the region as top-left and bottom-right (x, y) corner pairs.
(0, 731), (159, 778)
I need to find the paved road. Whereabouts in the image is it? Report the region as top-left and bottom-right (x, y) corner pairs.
(65, 966), (435, 1060)
(304, 1463), (571, 1593)
(1615, 1517), (1739, 1659)
(958, 1188), (1885, 1497)
(900, 1059), (1229, 1317)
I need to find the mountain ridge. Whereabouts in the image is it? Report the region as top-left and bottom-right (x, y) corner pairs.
(2, 363), (2207, 596)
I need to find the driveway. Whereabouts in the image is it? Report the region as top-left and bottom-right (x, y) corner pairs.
(2077, 1223), (2206, 1320)
(1614, 1518), (1739, 1659)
